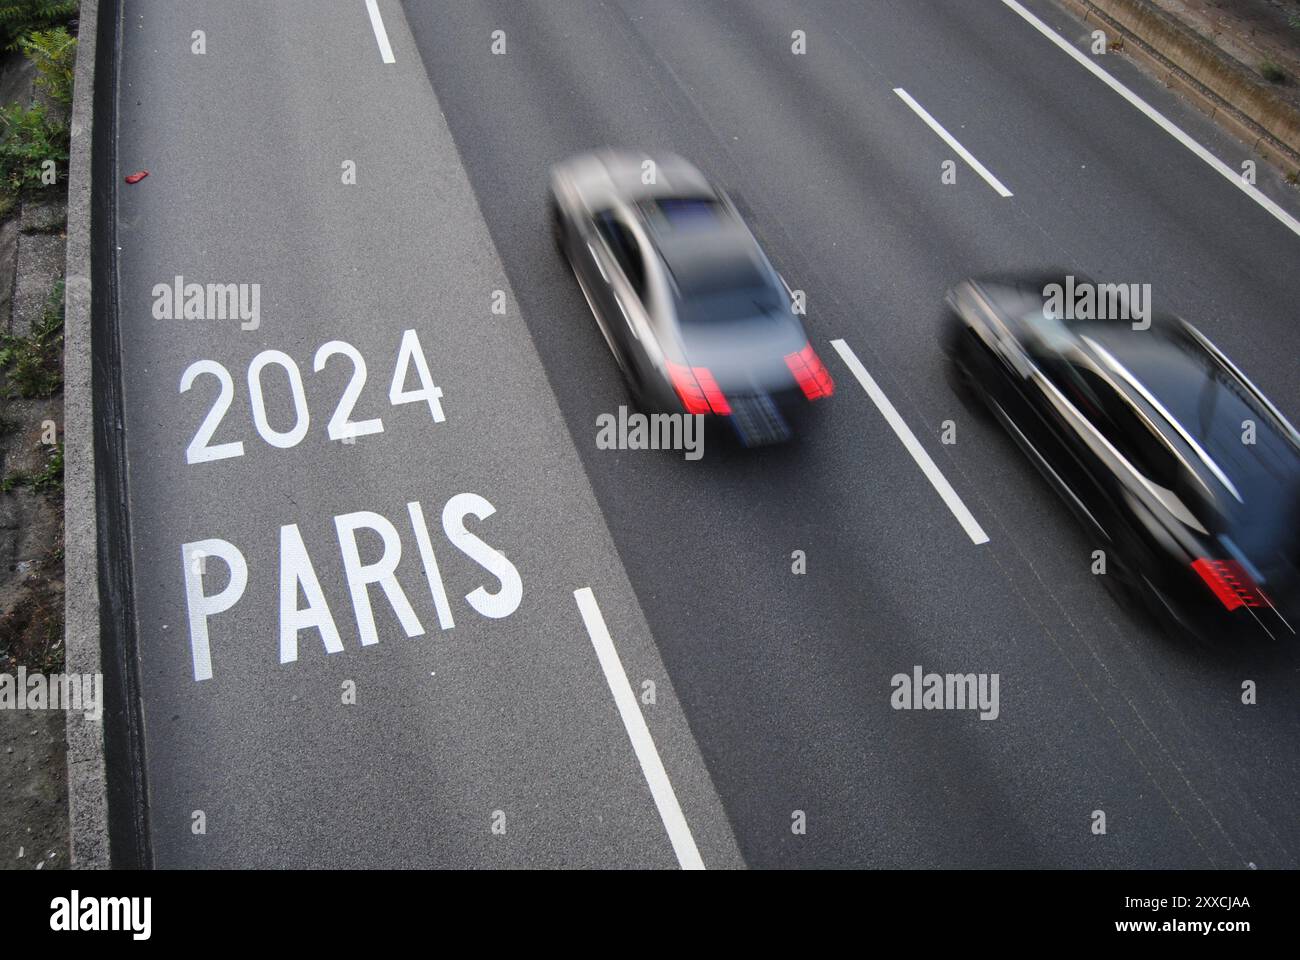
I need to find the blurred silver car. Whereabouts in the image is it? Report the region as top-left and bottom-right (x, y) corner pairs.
(549, 149), (833, 446)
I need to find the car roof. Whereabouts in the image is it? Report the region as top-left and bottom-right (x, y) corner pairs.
(653, 213), (752, 265)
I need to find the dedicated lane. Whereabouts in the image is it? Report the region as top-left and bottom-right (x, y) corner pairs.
(112, 0), (741, 868)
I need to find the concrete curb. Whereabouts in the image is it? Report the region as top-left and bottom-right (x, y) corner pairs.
(62, 0), (111, 869)
(1055, 0), (1300, 173)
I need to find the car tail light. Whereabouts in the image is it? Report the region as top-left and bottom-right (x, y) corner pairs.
(667, 362), (730, 415)
(1191, 558), (1265, 611)
(691, 366), (731, 415)
(784, 343), (835, 400)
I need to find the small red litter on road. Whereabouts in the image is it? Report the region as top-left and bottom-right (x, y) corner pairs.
(124, 170), (149, 184)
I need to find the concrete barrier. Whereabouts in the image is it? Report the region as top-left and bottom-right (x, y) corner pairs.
(62, 0), (110, 869)
(1057, 0), (1300, 172)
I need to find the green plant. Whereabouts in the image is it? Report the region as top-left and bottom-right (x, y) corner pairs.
(1260, 60), (1287, 84)
(0, 277), (64, 397)
(29, 440), (62, 493)
(0, 0), (77, 49)
(20, 26), (77, 104)
(0, 101), (68, 200)
(2, 442), (63, 495)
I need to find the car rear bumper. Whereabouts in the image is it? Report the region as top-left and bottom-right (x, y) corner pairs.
(1144, 566), (1299, 645)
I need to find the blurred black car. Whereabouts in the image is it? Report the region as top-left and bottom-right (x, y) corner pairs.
(944, 273), (1300, 643)
(549, 149), (833, 446)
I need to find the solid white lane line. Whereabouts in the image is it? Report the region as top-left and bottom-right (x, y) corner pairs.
(365, 0), (396, 64)
(893, 87), (1014, 198)
(998, 0), (1300, 239)
(574, 587), (705, 870)
(831, 339), (990, 546)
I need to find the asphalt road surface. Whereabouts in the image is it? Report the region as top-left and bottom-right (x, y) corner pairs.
(110, 0), (1300, 867)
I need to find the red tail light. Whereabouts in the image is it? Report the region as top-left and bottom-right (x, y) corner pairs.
(784, 343), (835, 400)
(1191, 558), (1265, 611)
(691, 366), (731, 415)
(667, 362), (730, 415)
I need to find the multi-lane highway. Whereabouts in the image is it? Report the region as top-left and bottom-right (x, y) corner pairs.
(107, 0), (1300, 868)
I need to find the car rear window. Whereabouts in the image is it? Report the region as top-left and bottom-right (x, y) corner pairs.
(1083, 325), (1300, 551)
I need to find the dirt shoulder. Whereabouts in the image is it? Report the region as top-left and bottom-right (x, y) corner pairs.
(0, 709), (67, 870)
(0, 10), (80, 872)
